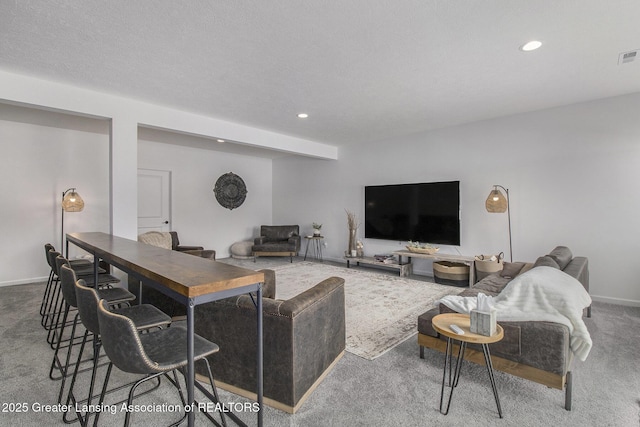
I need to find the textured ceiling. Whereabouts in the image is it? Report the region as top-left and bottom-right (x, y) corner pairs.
(1, 1), (640, 147)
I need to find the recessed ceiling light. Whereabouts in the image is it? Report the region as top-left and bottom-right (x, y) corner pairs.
(216, 139), (225, 143)
(520, 40), (542, 52)
(297, 113), (309, 119)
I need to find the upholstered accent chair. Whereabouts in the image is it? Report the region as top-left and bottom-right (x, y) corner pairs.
(138, 231), (216, 259)
(132, 231), (216, 318)
(194, 270), (346, 413)
(252, 225), (301, 262)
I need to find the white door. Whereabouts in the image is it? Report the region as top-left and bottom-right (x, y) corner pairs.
(137, 169), (171, 234)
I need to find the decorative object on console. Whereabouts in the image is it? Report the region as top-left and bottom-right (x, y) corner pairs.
(345, 209), (359, 257)
(373, 254), (395, 263)
(406, 241), (439, 255)
(213, 172), (247, 210)
(485, 185), (513, 261)
(61, 188), (84, 254)
(356, 240), (364, 257)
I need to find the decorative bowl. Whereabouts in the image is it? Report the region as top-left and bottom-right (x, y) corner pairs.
(406, 246), (439, 255)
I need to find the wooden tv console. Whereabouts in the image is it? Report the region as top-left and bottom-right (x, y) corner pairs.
(344, 256), (413, 277)
(344, 251), (476, 286)
(392, 250), (476, 287)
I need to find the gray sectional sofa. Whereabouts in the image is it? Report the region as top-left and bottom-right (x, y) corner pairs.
(417, 246), (589, 410)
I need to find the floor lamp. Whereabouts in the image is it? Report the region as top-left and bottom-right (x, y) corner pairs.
(61, 188), (84, 256)
(485, 185), (512, 262)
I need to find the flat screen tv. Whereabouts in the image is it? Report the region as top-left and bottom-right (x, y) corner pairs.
(365, 181), (460, 245)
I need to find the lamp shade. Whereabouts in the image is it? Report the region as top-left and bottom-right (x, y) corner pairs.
(485, 187), (507, 213)
(62, 189), (84, 212)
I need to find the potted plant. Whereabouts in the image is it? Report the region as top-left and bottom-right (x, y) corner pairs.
(312, 222), (322, 236)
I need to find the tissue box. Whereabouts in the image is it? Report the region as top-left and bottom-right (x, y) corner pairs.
(470, 309), (497, 336)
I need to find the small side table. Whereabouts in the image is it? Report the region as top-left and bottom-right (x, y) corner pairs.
(431, 313), (504, 418)
(303, 236), (324, 261)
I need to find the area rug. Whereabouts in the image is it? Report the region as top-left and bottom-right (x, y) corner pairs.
(268, 262), (462, 360)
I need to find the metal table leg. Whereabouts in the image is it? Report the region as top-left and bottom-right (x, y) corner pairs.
(303, 239), (311, 260)
(187, 300), (195, 426)
(439, 339), (466, 415)
(438, 339), (503, 418)
(439, 338), (451, 411)
(482, 343), (503, 418)
(257, 284), (263, 427)
(314, 238), (323, 261)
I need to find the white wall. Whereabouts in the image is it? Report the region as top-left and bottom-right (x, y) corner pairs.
(0, 104), (111, 285)
(0, 71), (335, 286)
(0, 70), (336, 247)
(273, 93), (640, 306)
(0, 102), (274, 286)
(3, 68), (639, 305)
(138, 136), (273, 258)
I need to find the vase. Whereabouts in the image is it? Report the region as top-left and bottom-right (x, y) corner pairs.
(348, 228), (357, 256)
(313, 229), (321, 236)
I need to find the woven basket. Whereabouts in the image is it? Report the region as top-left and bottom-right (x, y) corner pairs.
(474, 252), (504, 281)
(433, 261), (469, 287)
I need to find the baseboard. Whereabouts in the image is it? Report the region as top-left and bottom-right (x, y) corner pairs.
(0, 276), (48, 288)
(590, 295), (640, 307)
(196, 350), (344, 414)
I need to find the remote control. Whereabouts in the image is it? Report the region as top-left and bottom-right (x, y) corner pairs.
(449, 324), (465, 335)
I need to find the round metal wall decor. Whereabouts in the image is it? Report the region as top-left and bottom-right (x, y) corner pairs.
(213, 172), (247, 210)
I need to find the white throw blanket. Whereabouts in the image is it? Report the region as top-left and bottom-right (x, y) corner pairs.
(436, 266), (592, 361)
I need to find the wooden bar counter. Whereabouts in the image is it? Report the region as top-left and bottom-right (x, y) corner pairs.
(66, 232), (265, 427)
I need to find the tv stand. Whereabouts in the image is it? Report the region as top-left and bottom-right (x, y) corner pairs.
(344, 256), (413, 277)
(393, 250), (475, 287)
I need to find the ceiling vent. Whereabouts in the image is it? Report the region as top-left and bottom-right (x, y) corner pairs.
(618, 49), (638, 65)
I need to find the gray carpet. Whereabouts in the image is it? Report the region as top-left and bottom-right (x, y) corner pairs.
(1, 259), (639, 426)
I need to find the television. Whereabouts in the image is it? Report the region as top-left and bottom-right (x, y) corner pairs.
(364, 181), (460, 245)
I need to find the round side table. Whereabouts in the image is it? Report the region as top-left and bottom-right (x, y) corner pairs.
(432, 313), (504, 418)
(303, 236), (324, 261)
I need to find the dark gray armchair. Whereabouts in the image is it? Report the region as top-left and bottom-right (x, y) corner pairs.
(252, 225), (301, 262)
(194, 271), (345, 413)
(169, 231), (216, 259)
(138, 231), (215, 259)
